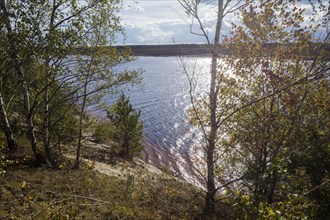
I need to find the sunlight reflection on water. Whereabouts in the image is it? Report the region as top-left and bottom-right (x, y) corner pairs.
(107, 56), (211, 185)
(112, 56), (210, 150)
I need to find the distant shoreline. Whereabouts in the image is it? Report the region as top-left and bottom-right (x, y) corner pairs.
(116, 44), (213, 57)
(116, 43), (330, 58)
(75, 43), (330, 59)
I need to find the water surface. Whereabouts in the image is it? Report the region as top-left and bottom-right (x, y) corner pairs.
(110, 56), (211, 184)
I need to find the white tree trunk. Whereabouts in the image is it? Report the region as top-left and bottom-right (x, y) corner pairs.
(0, 0), (39, 159)
(0, 89), (17, 150)
(204, 0), (224, 217)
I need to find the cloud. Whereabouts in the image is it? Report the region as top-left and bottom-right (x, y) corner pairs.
(117, 0), (327, 45)
(119, 20), (208, 45)
(117, 0), (222, 44)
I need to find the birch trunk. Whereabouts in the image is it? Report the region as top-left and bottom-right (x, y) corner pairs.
(41, 0), (58, 167)
(0, 89), (17, 150)
(74, 73), (89, 169)
(0, 0), (39, 159)
(204, 0), (224, 217)
(42, 67), (57, 166)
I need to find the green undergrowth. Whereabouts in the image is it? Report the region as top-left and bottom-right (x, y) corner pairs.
(0, 159), (204, 219)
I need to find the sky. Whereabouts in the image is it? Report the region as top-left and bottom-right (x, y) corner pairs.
(117, 0), (224, 45)
(116, 0), (329, 45)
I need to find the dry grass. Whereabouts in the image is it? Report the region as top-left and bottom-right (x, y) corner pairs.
(0, 156), (204, 220)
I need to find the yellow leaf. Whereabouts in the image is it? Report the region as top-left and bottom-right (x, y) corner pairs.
(21, 181), (27, 190)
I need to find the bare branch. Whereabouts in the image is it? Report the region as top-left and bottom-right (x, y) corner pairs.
(217, 68), (330, 128)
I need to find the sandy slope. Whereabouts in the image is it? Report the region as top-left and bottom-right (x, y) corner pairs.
(66, 138), (171, 182)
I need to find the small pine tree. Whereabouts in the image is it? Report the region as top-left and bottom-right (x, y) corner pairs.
(107, 93), (143, 160)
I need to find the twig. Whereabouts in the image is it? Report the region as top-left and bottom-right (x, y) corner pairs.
(31, 209), (45, 219)
(275, 179), (330, 220)
(10, 176), (113, 205)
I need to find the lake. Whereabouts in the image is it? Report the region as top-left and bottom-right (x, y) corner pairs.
(110, 56), (211, 184)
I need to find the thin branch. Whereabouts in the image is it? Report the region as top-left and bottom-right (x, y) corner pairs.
(178, 0), (212, 47)
(10, 176), (113, 205)
(178, 55), (208, 140)
(53, 0), (101, 29)
(217, 69), (330, 128)
(215, 172), (249, 192)
(275, 179), (330, 220)
(224, 0), (251, 17)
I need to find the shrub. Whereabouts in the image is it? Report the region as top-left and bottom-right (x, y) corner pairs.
(92, 121), (112, 143)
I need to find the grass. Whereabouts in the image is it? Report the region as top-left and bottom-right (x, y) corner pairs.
(0, 150), (204, 220)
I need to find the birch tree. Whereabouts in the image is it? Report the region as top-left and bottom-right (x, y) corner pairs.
(179, 0), (249, 217)
(0, 33), (17, 151)
(0, 0), (40, 160)
(179, 1), (328, 218)
(180, 0), (329, 218)
(0, 86), (17, 151)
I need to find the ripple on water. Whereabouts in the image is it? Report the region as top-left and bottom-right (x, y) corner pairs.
(108, 56), (211, 184)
